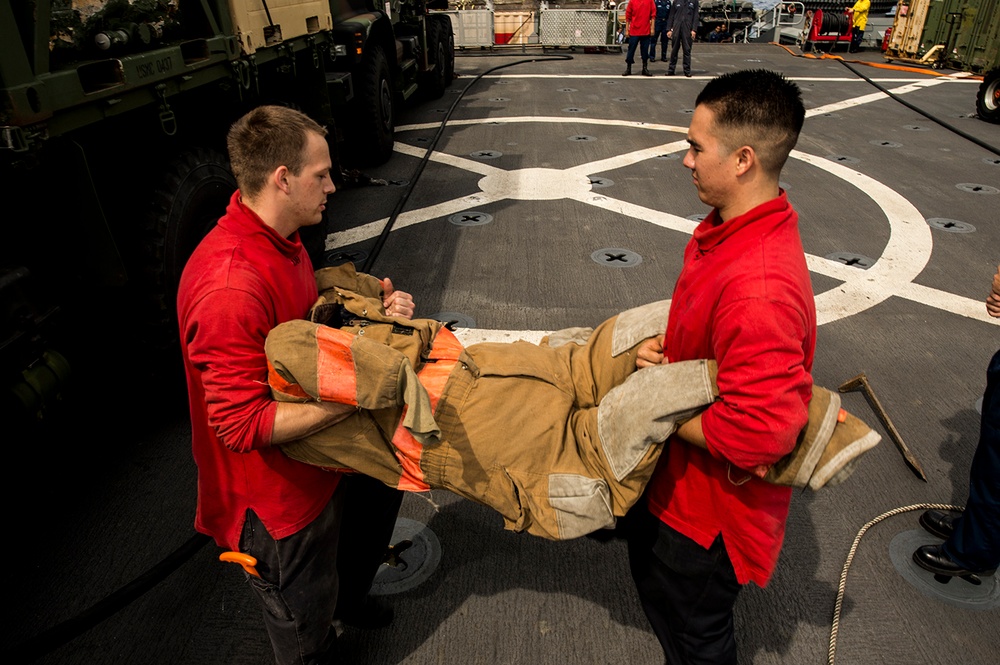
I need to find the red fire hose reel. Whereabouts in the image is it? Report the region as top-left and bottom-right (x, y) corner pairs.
(805, 8), (854, 51)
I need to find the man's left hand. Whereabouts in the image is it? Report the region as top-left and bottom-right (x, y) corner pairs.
(381, 277), (415, 319)
(636, 335), (666, 368)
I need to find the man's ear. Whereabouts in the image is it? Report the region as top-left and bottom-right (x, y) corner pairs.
(734, 146), (755, 177)
(273, 165), (291, 194)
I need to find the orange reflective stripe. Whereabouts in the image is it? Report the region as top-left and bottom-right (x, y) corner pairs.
(314, 325), (358, 405)
(391, 420), (431, 491)
(389, 328), (465, 492)
(267, 360), (311, 399)
(420, 328), (464, 412)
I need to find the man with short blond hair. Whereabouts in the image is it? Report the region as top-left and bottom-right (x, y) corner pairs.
(178, 104), (413, 664)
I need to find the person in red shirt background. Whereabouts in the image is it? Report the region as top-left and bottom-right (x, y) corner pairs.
(624, 69), (813, 664)
(622, 0), (657, 76)
(177, 105), (415, 664)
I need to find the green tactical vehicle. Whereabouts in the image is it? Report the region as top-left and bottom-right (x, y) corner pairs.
(883, 0), (999, 123)
(0, 0), (454, 427)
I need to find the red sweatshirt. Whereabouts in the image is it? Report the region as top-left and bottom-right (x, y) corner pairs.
(626, 0), (656, 36)
(646, 192), (816, 587)
(177, 191), (340, 550)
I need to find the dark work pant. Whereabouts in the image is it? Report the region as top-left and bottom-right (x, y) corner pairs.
(624, 503), (741, 665)
(335, 473), (405, 613)
(651, 18), (670, 59)
(668, 27), (693, 74)
(851, 27), (864, 51)
(241, 486), (346, 665)
(625, 35), (652, 65)
(943, 349), (1000, 572)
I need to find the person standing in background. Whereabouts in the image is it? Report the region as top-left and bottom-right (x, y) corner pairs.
(849, 0), (870, 53)
(651, 0), (672, 62)
(666, 0), (700, 77)
(622, 0), (657, 77)
(913, 264), (1000, 582)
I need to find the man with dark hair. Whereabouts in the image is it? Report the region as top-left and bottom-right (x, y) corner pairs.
(622, 0), (656, 76)
(624, 69), (813, 664)
(178, 104), (413, 664)
(665, 0), (699, 77)
(651, 0), (671, 62)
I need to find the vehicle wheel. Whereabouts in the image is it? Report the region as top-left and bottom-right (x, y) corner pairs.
(432, 14), (456, 87)
(976, 69), (1000, 124)
(143, 147), (236, 346)
(352, 44), (395, 165)
(423, 19), (447, 99)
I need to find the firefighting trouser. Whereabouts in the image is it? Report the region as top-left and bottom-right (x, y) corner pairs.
(266, 300), (718, 541)
(266, 298), (880, 541)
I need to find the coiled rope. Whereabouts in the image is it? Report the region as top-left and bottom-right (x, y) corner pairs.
(828, 502), (964, 665)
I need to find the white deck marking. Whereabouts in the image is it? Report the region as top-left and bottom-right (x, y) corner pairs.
(329, 78), (1000, 332)
(806, 77), (956, 116)
(477, 75), (978, 83)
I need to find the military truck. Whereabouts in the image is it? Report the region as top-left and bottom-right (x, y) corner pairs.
(0, 0), (454, 426)
(883, 0), (999, 123)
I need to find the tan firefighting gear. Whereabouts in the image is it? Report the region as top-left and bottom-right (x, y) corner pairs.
(265, 264), (880, 541)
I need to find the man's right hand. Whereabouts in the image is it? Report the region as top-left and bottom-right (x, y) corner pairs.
(636, 335), (666, 368)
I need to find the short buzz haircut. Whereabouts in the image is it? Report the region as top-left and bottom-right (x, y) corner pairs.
(226, 105), (328, 198)
(695, 69), (805, 177)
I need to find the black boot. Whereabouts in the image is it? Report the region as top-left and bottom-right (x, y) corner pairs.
(622, 63), (632, 76)
(641, 60), (651, 76)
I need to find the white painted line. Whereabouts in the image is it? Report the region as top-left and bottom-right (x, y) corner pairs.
(325, 192), (502, 248)
(331, 112), (995, 332)
(792, 149), (933, 324)
(393, 141), (507, 176)
(566, 140), (690, 176)
(806, 77), (954, 116)
(575, 194), (698, 235)
(476, 75), (968, 83)
(894, 282), (1000, 325)
(398, 117), (690, 133)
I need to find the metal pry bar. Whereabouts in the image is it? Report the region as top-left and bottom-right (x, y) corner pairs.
(838, 372), (928, 482)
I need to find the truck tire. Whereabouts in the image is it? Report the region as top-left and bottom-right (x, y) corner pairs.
(144, 148), (236, 343)
(424, 18), (449, 99)
(352, 45), (395, 165)
(977, 69), (1000, 124)
(431, 14), (455, 89)
(444, 23), (455, 85)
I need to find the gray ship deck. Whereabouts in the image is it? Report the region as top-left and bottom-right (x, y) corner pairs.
(10, 43), (999, 665)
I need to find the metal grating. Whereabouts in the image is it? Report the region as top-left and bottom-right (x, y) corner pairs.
(539, 9), (615, 46)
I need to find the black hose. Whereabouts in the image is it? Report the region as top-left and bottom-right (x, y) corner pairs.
(819, 12), (850, 37)
(836, 58), (1000, 157)
(361, 53), (574, 274)
(8, 533), (212, 664)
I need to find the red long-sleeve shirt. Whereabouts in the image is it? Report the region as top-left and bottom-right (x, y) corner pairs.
(177, 191), (340, 550)
(626, 0), (656, 36)
(646, 192), (816, 587)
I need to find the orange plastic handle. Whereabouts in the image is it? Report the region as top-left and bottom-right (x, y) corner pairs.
(219, 551), (260, 578)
